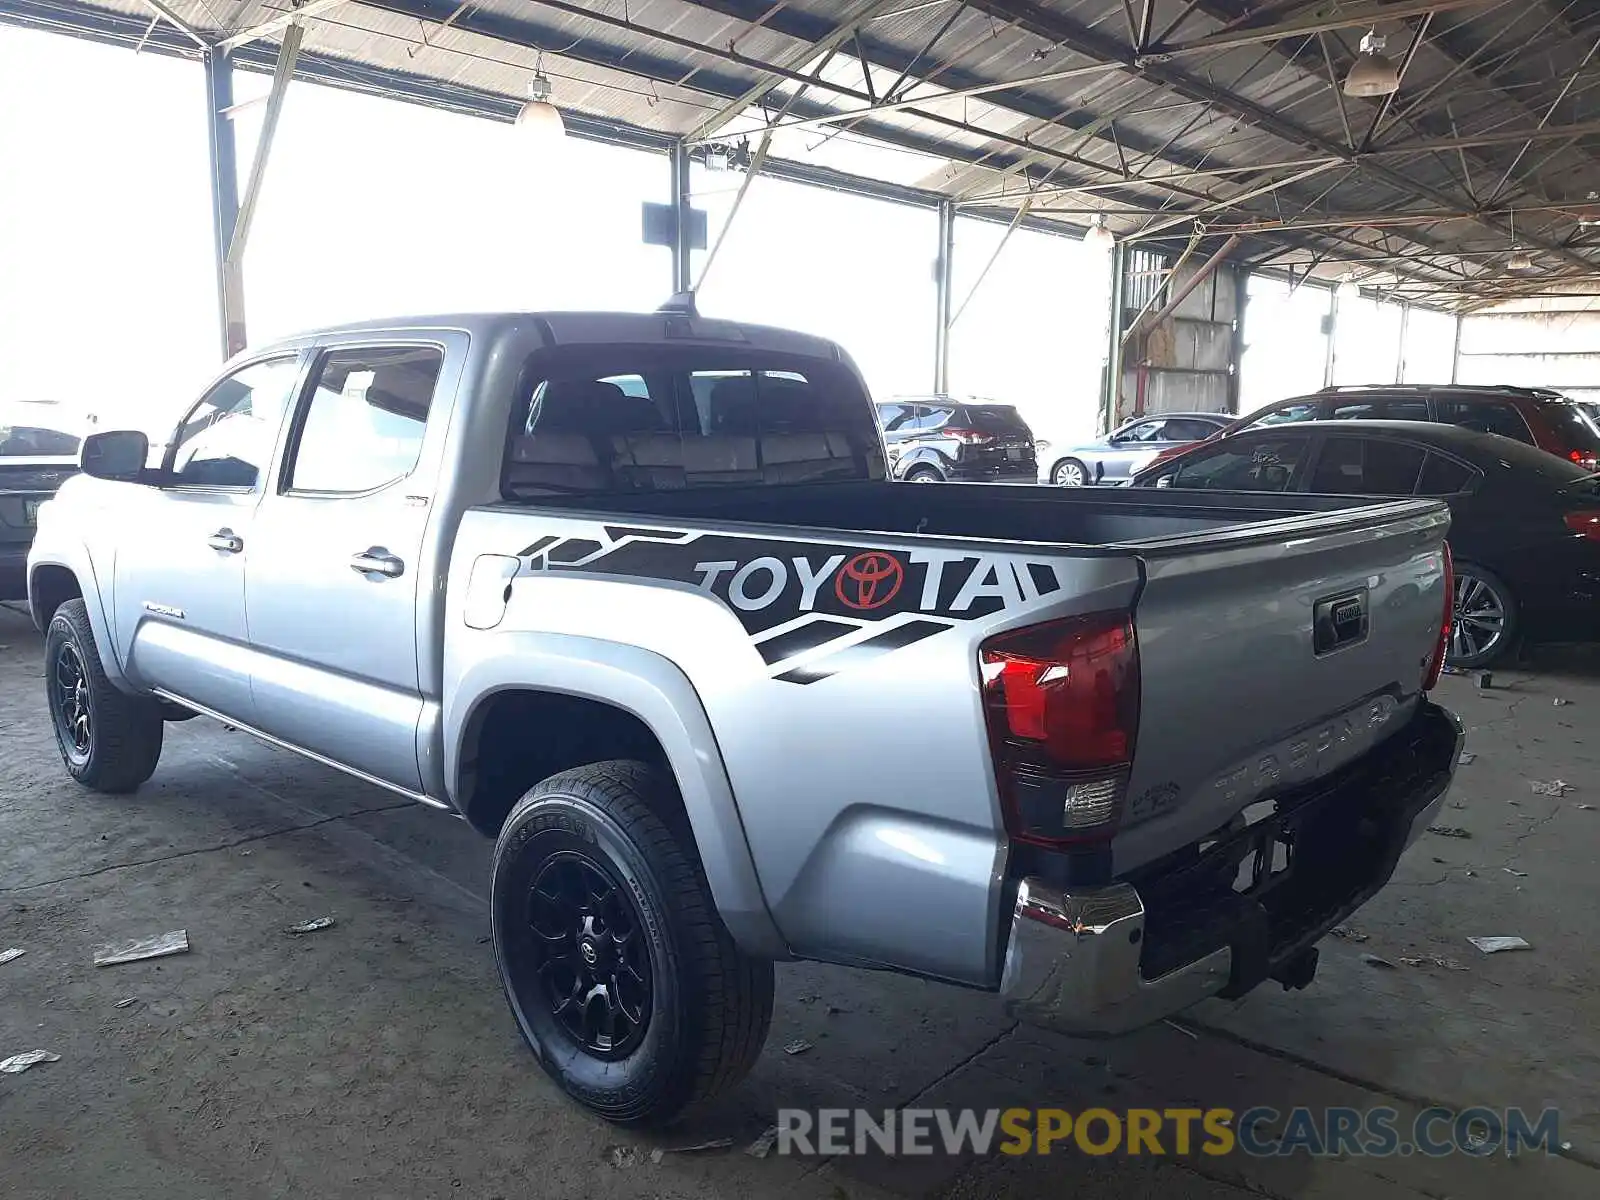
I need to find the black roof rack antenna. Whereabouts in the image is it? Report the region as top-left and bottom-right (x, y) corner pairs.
(657, 290), (699, 317)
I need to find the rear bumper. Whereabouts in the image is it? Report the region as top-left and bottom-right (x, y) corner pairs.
(1000, 699), (1463, 1036)
(0, 542), (28, 602)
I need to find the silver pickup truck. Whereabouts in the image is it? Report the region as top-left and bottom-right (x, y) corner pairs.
(29, 306), (1462, 1125)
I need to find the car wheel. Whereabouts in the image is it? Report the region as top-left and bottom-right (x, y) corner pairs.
(491, 760), (774, 1126)
(1448, 563), (1518, 669)
(44, 598), (164, 793)
(905, 466), (943, 483)
(1052, 458), (1089, 487)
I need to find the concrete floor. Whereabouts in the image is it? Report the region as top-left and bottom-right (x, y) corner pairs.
(2, 601), (1598, 1200)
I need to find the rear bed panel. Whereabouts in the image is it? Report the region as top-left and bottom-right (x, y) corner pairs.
(1113, 500), (1452, 875)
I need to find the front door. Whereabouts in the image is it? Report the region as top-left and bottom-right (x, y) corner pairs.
(112, 356), (303, 720)
(243, 341), (449, 793)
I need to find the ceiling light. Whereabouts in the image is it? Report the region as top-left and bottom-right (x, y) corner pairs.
(516, 73), (565, 140)
(1337, 275), (1360, 302)
(1508, 248), (1537, 273)
(1083, 215), (1115, 252)
(1344, 30), (1400, 98)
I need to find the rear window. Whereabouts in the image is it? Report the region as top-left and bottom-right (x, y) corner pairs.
(502, 346), (884, 497)
(0, 403), (84, 459)
(961, 405), (1028, 431)
(1538, 400), (1600, 453)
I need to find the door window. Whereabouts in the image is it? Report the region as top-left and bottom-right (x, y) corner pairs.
(1168, 434), (1311, 491)
(167, 357), (301, 489)
(913, 406), (955, 432)
(1119, 419), (1166, 443)
(1245, 401), (1320, 429)
(1436, 397), (1536, 445)
(286, 346), (443, 494)
(1418, 453), (1477, 495)
(1307, 437), (1427, 494)
(1160, 418), (1220, 441)
(877, 403), (913, 431)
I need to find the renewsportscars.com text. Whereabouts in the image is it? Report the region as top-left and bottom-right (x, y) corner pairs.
(775, 1106), (1562, 1158)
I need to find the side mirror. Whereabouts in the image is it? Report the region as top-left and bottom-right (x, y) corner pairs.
(80, 430), (150, 483)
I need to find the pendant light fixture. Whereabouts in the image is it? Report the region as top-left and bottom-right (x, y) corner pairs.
(1344, 29), (1400, 98)
(516, 53), (565, 140)
(1083, 214), (1115, 252)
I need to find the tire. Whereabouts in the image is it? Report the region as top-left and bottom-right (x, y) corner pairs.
(1448, 562), (1518, 669)
(1052, 458), (1089, 487)
(904, 466), (943, 483)
(491, 760), (774, 1126)
(44, 599), (164, 793)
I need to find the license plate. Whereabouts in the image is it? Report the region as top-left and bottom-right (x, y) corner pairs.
(23, 499), (42, 526)
(1006, 447), (1023, 461)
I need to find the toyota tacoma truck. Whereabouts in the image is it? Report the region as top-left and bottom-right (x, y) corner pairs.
(29, 303), (1462, 1126)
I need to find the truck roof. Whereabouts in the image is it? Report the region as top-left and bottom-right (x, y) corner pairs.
(251, 310), (847, 364)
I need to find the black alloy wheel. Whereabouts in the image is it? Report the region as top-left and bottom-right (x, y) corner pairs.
(524, 852), (652, 1058)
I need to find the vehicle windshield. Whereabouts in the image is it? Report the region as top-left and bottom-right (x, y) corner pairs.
(0, 402), (87, 460)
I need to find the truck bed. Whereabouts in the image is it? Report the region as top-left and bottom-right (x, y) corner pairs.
(507, 477), (1434, 550)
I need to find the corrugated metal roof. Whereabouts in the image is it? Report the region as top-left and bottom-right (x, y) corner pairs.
(3, 0), (1599, 307)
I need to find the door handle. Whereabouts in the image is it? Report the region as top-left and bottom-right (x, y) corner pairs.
(350, 548), (405, 579)
(207, 529), (243, 554)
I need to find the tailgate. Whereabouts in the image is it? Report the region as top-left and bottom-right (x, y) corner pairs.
(1112, 498), (1451, 874)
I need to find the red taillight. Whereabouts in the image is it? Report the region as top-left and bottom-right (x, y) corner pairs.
(1568, 449), (1599, 471)
(943, 427), (994, 445)
(1566, 510), (1600, 541)
(1423, 542), (1454, 691)
(980, 612), (1140, 846)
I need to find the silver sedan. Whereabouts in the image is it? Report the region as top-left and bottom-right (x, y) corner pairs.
(1038, 412), (1232, 486)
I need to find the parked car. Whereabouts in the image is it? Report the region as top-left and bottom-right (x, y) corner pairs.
(31, 308), (1461, 1126)
(1146, 384), (1600, 473)
(1132, 420), (1600, 667)
(1, 401), (85, 600)
(875, 396), (1036, 482)
(1038, 411), (1231, 487)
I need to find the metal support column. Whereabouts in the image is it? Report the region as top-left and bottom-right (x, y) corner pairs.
(1450, 311), (1464, 383)
(204, 49), (241, 361)
(1229, 264), (1248, 414)
(670, 142), (693, 295)
(1323, 288), (1341, 388)
(220, 23), (303, 358)
(933, 200), (955, 395)
(1396, 301), (1411, 384)
(1102, 241), (1127, 435)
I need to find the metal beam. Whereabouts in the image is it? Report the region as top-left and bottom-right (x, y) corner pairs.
(684, 0), (908, 143)
(139, 0), (207, 47)
(203, 48), (239, 360)
(1150, 0), (1490, 58)
(934, 200), (955, 394)
(1130, 160), (1342, 239)
(219, 0), (345, 51)
(690, 57), (1126, 143)
(221, 22), (302, 356)
(1368, 117), (1600, 157)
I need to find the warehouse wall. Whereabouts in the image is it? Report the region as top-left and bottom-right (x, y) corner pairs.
(1117, 259), (1242, 424)
(1457, 295), (1600, 403)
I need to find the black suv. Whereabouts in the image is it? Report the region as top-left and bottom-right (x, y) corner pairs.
(875, 398), (1037, 483)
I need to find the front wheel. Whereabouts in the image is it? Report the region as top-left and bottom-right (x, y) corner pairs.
(904, 466), (943, 483)
(491, 761), (774, 1126)
(1052, 458), (1089, 487)
(1448, 562), (1518, 669)
(44, 599), (163, 793)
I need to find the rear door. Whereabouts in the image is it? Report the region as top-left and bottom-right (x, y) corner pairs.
(244, 337), (458, 792)
(957, 404), (1035, 476)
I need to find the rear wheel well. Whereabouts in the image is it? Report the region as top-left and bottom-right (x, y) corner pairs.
(459, 690), (678, 837)
(29, 565), (82, 630)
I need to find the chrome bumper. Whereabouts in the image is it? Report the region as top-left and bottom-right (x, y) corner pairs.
(1000, 880), (1231, 1037)
(1000, 706), (1459, 1037)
